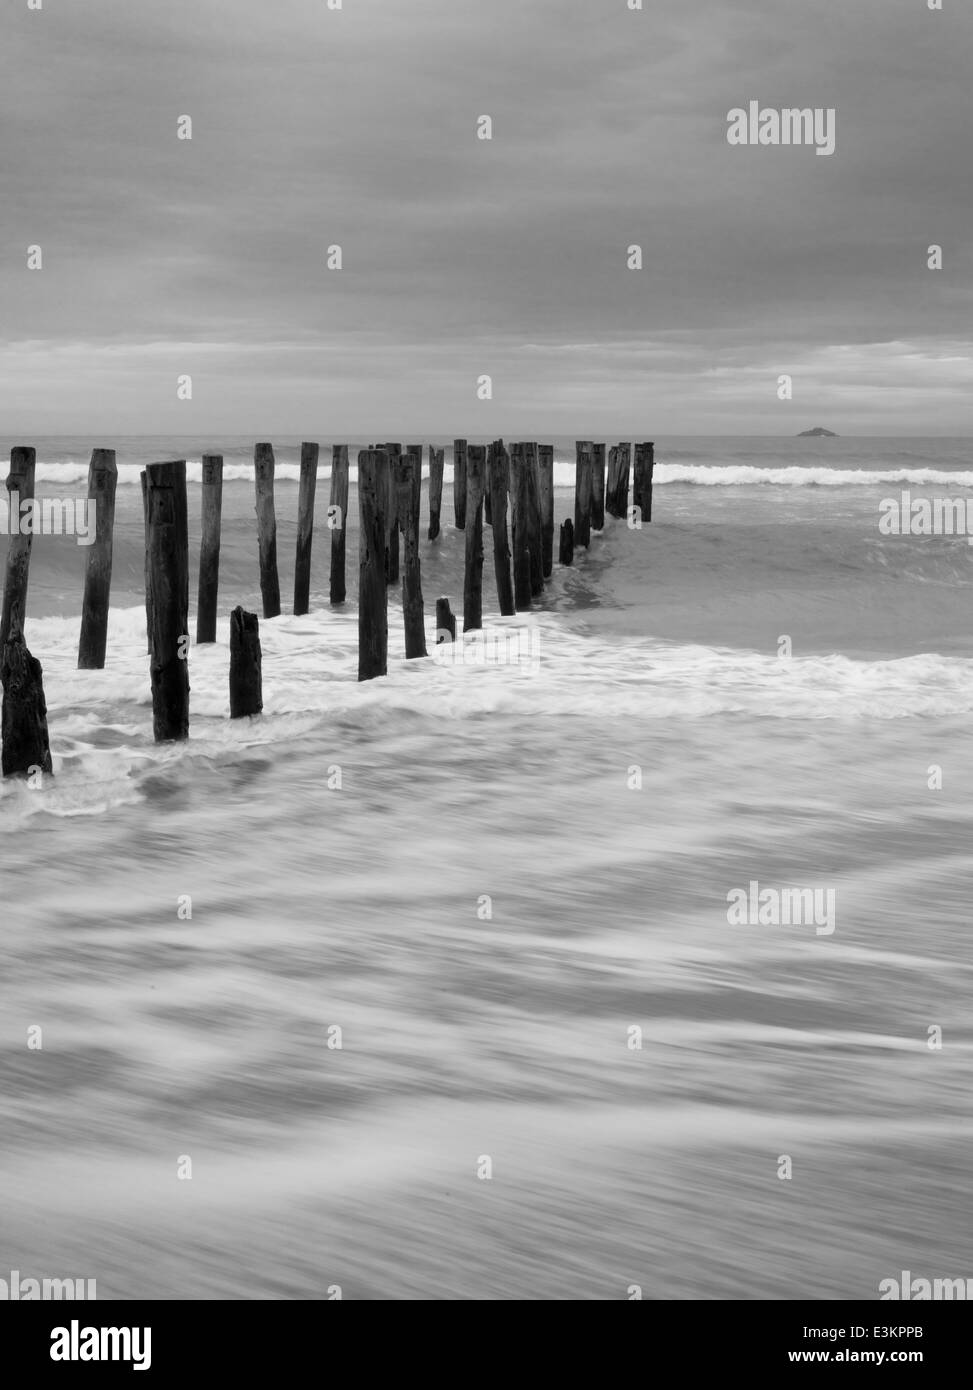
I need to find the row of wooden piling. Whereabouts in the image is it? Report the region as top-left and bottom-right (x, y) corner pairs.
(0, 438), (654, 775)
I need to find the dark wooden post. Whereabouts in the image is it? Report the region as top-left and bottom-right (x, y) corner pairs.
(559, 518), (574, 566)
(0, 447), (36, 653)
(453, 438), (468, 529)
(592, 443), (606, 531)
(463, 445), (486, 632)
(489, 440), (514, 616)
(634, 441), (655, 523)
(254, 442), (281, 618)
(1, 634), (53, 778)
(609, 441), (632, 518)
(76, 449), (118, 670)
(140, 470), (152, 653)
(428, 446), (445, 539)
(538, 444), (554, 578)
(329, 445), (349, 604)
(396, 452), (427, 658)
(605, 445), (619, 518)
(525, 442), (544, 597)
(145, 460), (190, 742)
(511, 443), (532, 611)
(196, 453), (223, 643)
(484, 448), (493, 527)
(384, 443), (401, 584)
(293, 441), (319, 616)
(229, 606), (262, 716)
(406, 443), (423, 537)
(435, 597), (456, 643)
(574, 441), (593, 548)
(358, 449), (389, 681)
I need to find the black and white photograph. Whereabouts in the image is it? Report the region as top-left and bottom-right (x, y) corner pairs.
(0, 0), (970, 1342)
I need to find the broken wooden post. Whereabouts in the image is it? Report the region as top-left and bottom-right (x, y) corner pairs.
(489, 440), (514, 617)
(384, 442), (401, 585)
(559, 518), (574, 566)
(0, 447), (36, 653)
(77, 448), (117, 670)
(293, 441), (319, 616)
(453, 438), (468, 529)
(396, 453), (427, 658)
(140, 470), (152, 654)
(229, 606), (262, 717)
(196, 453), (223, 643)
(634, 441), (655, 524)
(538, 444), (554, 578)
(464, 445), (486, 632)
(428, 446), (445, 539)
(436, 597), (456, 643)
(592, 443), (606, 531)
(329, 444), (349, 604)
(254, 442), (281, 618)
(1, 634), (52, 778)
(574, 441), (593, 548)
(525, 442), (544, 597)
(358, 449), (389, 681)
(510, 443), (532, 611)
(145, 460), (189, 742)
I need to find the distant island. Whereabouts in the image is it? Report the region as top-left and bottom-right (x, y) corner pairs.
(798, 427), (838, 437)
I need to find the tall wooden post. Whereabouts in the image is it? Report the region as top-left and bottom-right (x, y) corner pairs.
(358, 449), (389, 681)
(140, 470), (152, 654)
(396, 452), (427, 658)
(329, 445), (349, 604)
(538, 444), (554, 578)
(464, 445), (486, 632)
(616, 442), (632, 517)
(145, 460), (190, 742)
(592, 442), (606, 531)
(511, 443), (532, 611)
(489, 439), (514, 616)
(484, 448), (493, 527)
(229, 606), (262, 717)
(384, 442), (401, 584)
(574, 441), (593, 548)
(254, 442), (281, 618)
(634, 441), (655, 523)
(0, 447), (36, 653)
(525, 441), (544, 597)
(77, 448), (117, 669)
(428, 446), (445, 539)
(453, 438), (468, 529)
(406, 443), (423, 537)
(1, 635), (53, 778)
(196, 453), (223, 643)
(294, 441), (319, 616)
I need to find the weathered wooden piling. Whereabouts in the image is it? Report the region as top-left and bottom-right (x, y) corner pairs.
(428, 446), (445, 540)
(1, 634), (53, 778)
(483, 448), (493, 527)
(510, 443), (532, 611)
(592, 442), (606, 531)
(435, 597), (456, 643)
(634, 441), (655, 524)
(538, 444), (554, 578)
(453, 438), (468, 529)
(463, 445), (486, 632)
(329, 444), (349, 604)
(384, 443), (401, 585)
(145, 460), (190, 742)
(0, 447), (36, 654)
(525, 442), (544, 597)
(140, 470), (152, 653)
(254, 442), (281, 619)
(229, 606), (262, 717)
(196, 453), (223, 643)
(358, 449), (389, 681)
(77, 449), (117, 670)
(293, 441), (319, 616)
(488, 440), (515, 616)
(396, 453), (427, 658)
(559, 518), (574, 566)
(574, 441), (594, 548)
(606, 440), (632, 519)
(406, 443), (423, 536)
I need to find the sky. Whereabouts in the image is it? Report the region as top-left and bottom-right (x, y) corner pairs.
(1, 0), (970, 436)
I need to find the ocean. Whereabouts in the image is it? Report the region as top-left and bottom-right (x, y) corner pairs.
(2, 435), (972, 1299)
